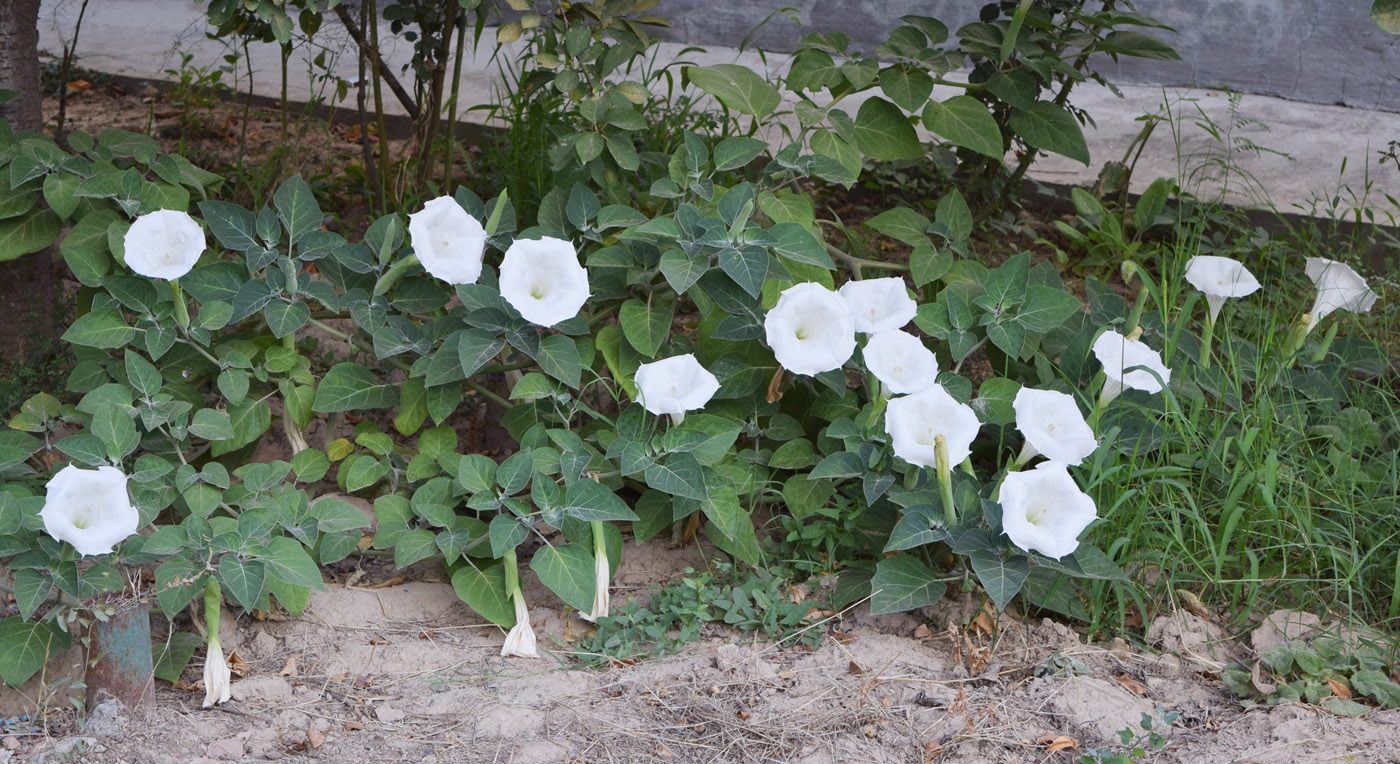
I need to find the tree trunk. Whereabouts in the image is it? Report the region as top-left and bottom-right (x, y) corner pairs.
(0, 0), (60, 389)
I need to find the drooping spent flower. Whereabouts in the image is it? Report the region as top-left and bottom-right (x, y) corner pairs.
(408, 196), (488, 285)
(1012, 387), (1097, 467)
(634, 354), (720, 422)
(202, 580), (231, 708)
(998, 461), (1098, 560)
(862, 330), (939, 396)
(123, 209), (205, 280)
(499, 237), (590, 327)
(581, 521), (610, 623)
(1091, 329), (1171, 405)
(839, 277), (917, 334)
(1304, 257), (1378, 332)
(40, 465), (140, 557)
(1184, 255), (1261, 323)
(884, 384), (980, 471)
(763, 282), (856, 376)
(500, 550), (537, 658)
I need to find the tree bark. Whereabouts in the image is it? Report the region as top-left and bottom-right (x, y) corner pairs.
(0, 0), (60, 374)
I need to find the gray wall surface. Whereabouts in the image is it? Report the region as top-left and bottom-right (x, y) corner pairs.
(648, 1), (1400, 113)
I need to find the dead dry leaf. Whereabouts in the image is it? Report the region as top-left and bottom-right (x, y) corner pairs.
(226, 651), (249, 678)
(1250, 661), (1276, 695)
(1037, 734), (1078, 753)
(279, 656), (299, 677)
(1115, 674), (1149, 696)
(1327, 677), (1353, 699)
(306, 728), (326, 749)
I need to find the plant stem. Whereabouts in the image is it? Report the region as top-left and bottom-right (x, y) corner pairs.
(373, 253), (419, 295)
(169, 279), (190, 330)
(1198, 314), (1216, 369)
(465, 378), (512, 410)
(935, 435), (955, 527)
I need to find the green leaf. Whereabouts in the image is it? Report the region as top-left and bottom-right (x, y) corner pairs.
(769, 223), (835, 268)
(264, 301), (310, 338)
(313, 363), (400, 412)
(189, 408), (235, 440)
(488, 513), (528, 557)
(537, 334), (582, 389)
(394, 529), (439, 568)
(211, 398), (271, 456)
(969, 549), (1030, 611)
(718, 246), (766, 299)
(619, 298), (672, 359)
(261, 537), (324, 589)
(686, 64), (781, 119)
(1320, 696), (1372, 717)
(644, 452), (706, 500)
(1375, 0), (1400, 32)
(274, 174), (321, 245)
(61, 308), (135, 349)
(712, 137), (768, 171)
(781, 474), (834, 519)
(152, 631), (204, 684)
(13, 569), (52, 620)
(0, 209), (61, 261)
(563, 479), (639, 522)
(217, 556), (266, 611)
(59, 210), (117, 286)
(935, 189), (973, 243)
(91, 406), (139, 461)
(124, 349), (162, 397)
(155, 559), (205, 616)
(870, 555), (947, 614)
(884, 505), (942, 552)
(198, 200), (258, 252)
(921, 96), (1004, 161)
(291, 449), (330, 482)
(42, 174), (79, 220)
(312, 497), (372, 533)
(659, 250), (706, 295)
(853, 97), (922, 161)
(1016, 285), (1083, 333)
(880, 66), (934, 113)
(1009, 101), (1090, 165)
(530, 543), (597, 614)
(0, 617), (72, 687)
(865, 207), (930, 247)
(450, 564), (514, 628)
(1095, 31), (1181, 60)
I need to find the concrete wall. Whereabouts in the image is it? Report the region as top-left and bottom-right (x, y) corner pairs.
(649, 1), (1400, 113)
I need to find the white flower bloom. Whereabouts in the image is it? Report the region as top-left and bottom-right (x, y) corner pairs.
(1305, 257), (1378, 332)
(863, 330), (938, 395)
(1184, 255), (1261, 322)
(499, 237), (590, 327)
(764, 282), (856, 376)
(634, 354), (720, 417)
(999, 461), (1098, 560)
(408, 196), (488, 285)
(501, 595), (537, 658)
(202, 637), (232, 708)
(123, 209), (205, 280)
(582, 549), (611, 623)
(885, 384), (980, 469)
(1091, 329), (1171, 404)
(839, 277), (917, 334)
(1013, 388), (1097, 466)
(40, 465), (140, 557)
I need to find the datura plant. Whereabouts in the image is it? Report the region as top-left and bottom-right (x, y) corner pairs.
(0, 2), (1384, 687)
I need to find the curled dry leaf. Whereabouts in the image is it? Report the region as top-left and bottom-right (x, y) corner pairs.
(1115, 674), (1150, 696)
(305, 728), (326, 749)
(227, 651), (249, 678)
(279, 656), (299, 677)
(1327, 677), (1353, 700)
(1037, 734), (1079, 753)
(1250, 661), (1277, 695)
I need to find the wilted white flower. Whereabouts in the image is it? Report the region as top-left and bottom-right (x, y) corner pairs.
(202, 636), (232, 708)
(863, 330), (938, 395)
(1013, 388), (1097, 466)
(1184, 255), (1261, 322)
(999, 461), (1098, 560)
(634, 354), (720, 418)
(1304, 257), (1378, 332)
(1091, 329), (1171, 404)
(582, 542), (610, 623)
(885, 384), (980, 470)
(408, 196), (488, 285)
(40, 465), (140, 557)
(499, 237), (590, 327)
(501, 594), (538, 658)
(764, 282), (856, 376)
(123, 209), (205, 280)
(839, 277), (917, 334)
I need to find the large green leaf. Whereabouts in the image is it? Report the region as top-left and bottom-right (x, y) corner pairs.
(870, 555), (946, 614)
(969, 549), (1030, 612)
(313, 362), (400, 412)
(260, 537), (324, 590)
(1095, 31), (1181, 60)
(644, 452), (706, 500)
(921, 96), (1004, 160)
(865, 207), (930, 247)
(853, 97), (922, 161)
(879, 66), (934, 113)
(1009, 101), (1090, 165)
(686, 64), (781, 119)
(0, 209), (62, 260)
(712, 137), (768, 171)
(530, 543), (597, 614)
(537, 334), (582, 389)
(199, 200), (258, 252)
(450, 564), (514, 628)
(619, 297), (672, 359)
(273, 174), (322, 246)
(0, 617), (72, 687)
(563, 479), (640, 522)
(62, 308), (135, 349)
(217, 556), (266, 611)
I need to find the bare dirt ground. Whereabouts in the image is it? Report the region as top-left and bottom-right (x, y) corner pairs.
(6, 537), (1400, 764)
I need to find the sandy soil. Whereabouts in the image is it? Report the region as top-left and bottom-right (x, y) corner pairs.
(5, 537), (1400, 764)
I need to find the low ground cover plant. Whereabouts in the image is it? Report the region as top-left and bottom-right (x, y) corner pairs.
(0, 0), (1396, 718)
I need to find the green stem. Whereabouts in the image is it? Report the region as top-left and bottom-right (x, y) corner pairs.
(170, 279), (190, 330)
(466, 378), (512, 410)
(203, 578), (221, 643)
(1198, 314), (1216, 369)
